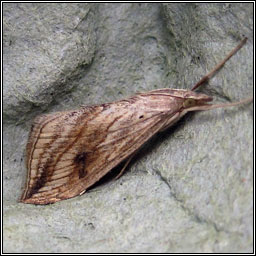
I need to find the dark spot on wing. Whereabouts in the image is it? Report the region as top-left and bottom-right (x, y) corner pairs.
(74, 152), (88, 179)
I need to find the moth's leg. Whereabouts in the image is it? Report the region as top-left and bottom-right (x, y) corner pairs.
(159, 120), (175, 133)
(191, 38), (247, 91)
(114, 153), (136, 180)
(79, 189), (86, 196)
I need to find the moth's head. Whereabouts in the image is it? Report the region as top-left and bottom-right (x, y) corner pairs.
(182, 91), (213, 110)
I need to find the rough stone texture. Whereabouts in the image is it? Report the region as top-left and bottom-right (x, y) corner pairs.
(3, 3), (96, 122)
(3, 3), (253, 253)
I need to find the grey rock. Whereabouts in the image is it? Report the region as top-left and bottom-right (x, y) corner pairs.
(3, 3), (253, 253)
(3, 3), (96, 122)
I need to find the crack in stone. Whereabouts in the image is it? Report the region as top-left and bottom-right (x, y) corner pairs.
(154, 169), (228, 234)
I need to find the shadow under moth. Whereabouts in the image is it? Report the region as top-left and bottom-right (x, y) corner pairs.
(21, 38), (253, 205)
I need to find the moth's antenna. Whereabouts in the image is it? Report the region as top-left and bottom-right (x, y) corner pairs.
(191, 37), (248, 91)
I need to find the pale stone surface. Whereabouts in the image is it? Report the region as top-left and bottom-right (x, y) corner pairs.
(3, 3), (253, 253)
(3, 3), (96, 121)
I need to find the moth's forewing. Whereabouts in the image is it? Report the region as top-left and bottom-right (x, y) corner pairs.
(21, 91), (186, 204)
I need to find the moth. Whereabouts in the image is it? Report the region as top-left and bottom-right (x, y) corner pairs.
(21, 38), (252, 204)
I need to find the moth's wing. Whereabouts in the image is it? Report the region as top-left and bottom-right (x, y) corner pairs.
(21, 106), (103, 204)
(21, 102), (170, 204)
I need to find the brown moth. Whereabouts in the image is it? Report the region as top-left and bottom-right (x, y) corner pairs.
(21, 38), (252, 204)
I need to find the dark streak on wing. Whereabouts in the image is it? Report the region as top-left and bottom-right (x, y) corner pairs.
(26, 165), (49, 198)
(24, 114), (62, 199)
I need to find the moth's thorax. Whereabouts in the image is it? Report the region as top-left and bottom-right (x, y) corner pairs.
(133, 89), (213, 132)
(138, 94), (184, 113)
